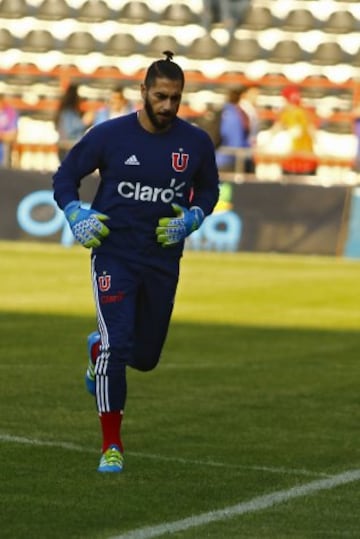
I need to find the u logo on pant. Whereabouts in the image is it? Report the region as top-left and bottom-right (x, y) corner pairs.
(98, 274), (111, 292)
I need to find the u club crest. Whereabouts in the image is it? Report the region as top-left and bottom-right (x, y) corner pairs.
(98, 273), (111, 292)
(172, 151), (189, 172)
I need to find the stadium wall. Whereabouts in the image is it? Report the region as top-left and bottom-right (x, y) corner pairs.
(0, 169), (354, 257)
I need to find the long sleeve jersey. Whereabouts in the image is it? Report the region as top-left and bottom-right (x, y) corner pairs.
(53, 112), (219, 270)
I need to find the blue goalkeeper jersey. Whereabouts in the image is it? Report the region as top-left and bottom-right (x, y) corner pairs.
(53, 112), (219, 269)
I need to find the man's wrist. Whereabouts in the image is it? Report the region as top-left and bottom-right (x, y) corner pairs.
(64, 200), (80, 217)
(189, 206), (205, 231)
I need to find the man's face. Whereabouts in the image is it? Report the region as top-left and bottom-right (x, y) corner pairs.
(142, 78), (183, 131)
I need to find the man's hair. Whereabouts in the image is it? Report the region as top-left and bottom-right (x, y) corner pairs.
(144, 50), (185, 89)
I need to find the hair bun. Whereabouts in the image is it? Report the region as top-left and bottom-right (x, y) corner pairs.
(163, 50), (174, 61)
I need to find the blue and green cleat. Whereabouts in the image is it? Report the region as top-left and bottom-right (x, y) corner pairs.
(86, 331), (100, 396)
(98, 445), (124, 473)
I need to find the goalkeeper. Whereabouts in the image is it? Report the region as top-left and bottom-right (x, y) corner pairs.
(53, 51), (219, 473)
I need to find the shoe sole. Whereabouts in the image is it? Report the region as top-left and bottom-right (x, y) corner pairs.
(97, 465), (123, 473)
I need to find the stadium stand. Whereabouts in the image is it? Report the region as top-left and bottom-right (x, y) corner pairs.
(0, 0), (358, 180)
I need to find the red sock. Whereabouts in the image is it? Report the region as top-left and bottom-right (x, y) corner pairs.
(90, 340), (100, 364)
(99, 411), (124, 453)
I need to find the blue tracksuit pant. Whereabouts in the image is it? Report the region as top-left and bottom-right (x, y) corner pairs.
(91, 253), (179, 412)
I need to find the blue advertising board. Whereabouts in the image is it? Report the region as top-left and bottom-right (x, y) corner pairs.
(0, 168), (350, 256)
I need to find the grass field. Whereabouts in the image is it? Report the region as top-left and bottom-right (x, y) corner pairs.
(1, 241), (360, 539)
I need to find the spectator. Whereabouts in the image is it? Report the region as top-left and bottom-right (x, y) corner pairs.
(216, 85), (260, 173)
(271, 84), (317, 175)
(0, 93), (18, 167)
(54, 83), (93, 161)
(94, 86), (135, 125)
(202, 0), (251, 36)
(191, 102), (223, 148)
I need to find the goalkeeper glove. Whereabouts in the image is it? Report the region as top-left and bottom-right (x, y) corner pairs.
(156, 203), (204, 247)
(64, 201), (110, 248)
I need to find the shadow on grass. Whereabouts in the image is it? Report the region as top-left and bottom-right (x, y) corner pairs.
(1, 309), (359, 367)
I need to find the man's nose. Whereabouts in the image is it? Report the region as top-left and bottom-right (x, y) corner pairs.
(162, 98), (173, 110)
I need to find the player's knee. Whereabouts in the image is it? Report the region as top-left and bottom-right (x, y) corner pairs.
(132, 362), (157, 372)
(129, 355), (160, 372)
(137, 365), (154, 372)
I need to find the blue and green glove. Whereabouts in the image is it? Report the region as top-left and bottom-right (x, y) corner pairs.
(156, 203), (204, 247)
(64, 201), (110, 248)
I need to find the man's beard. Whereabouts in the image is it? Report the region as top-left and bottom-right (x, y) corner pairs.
(144, 97), (175, 130)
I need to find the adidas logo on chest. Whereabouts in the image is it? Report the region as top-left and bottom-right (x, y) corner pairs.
(124, 155), (140, 165)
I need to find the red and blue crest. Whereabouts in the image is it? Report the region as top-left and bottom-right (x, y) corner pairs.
(172, 151), (189, 172)
(98, 274), (111, 292)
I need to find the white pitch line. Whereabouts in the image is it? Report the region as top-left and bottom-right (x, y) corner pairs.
(109, 469), (360, 539)
(0, 433), (97, 453)
(0, 433), (327, 478)
(128, 451), (331, 478)
(0, 433), (329, 477)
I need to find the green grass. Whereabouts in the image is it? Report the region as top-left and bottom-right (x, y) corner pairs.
(1, 241), (360, 538)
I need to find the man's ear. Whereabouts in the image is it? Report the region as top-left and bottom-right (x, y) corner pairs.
(140, 83), (146, 100)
